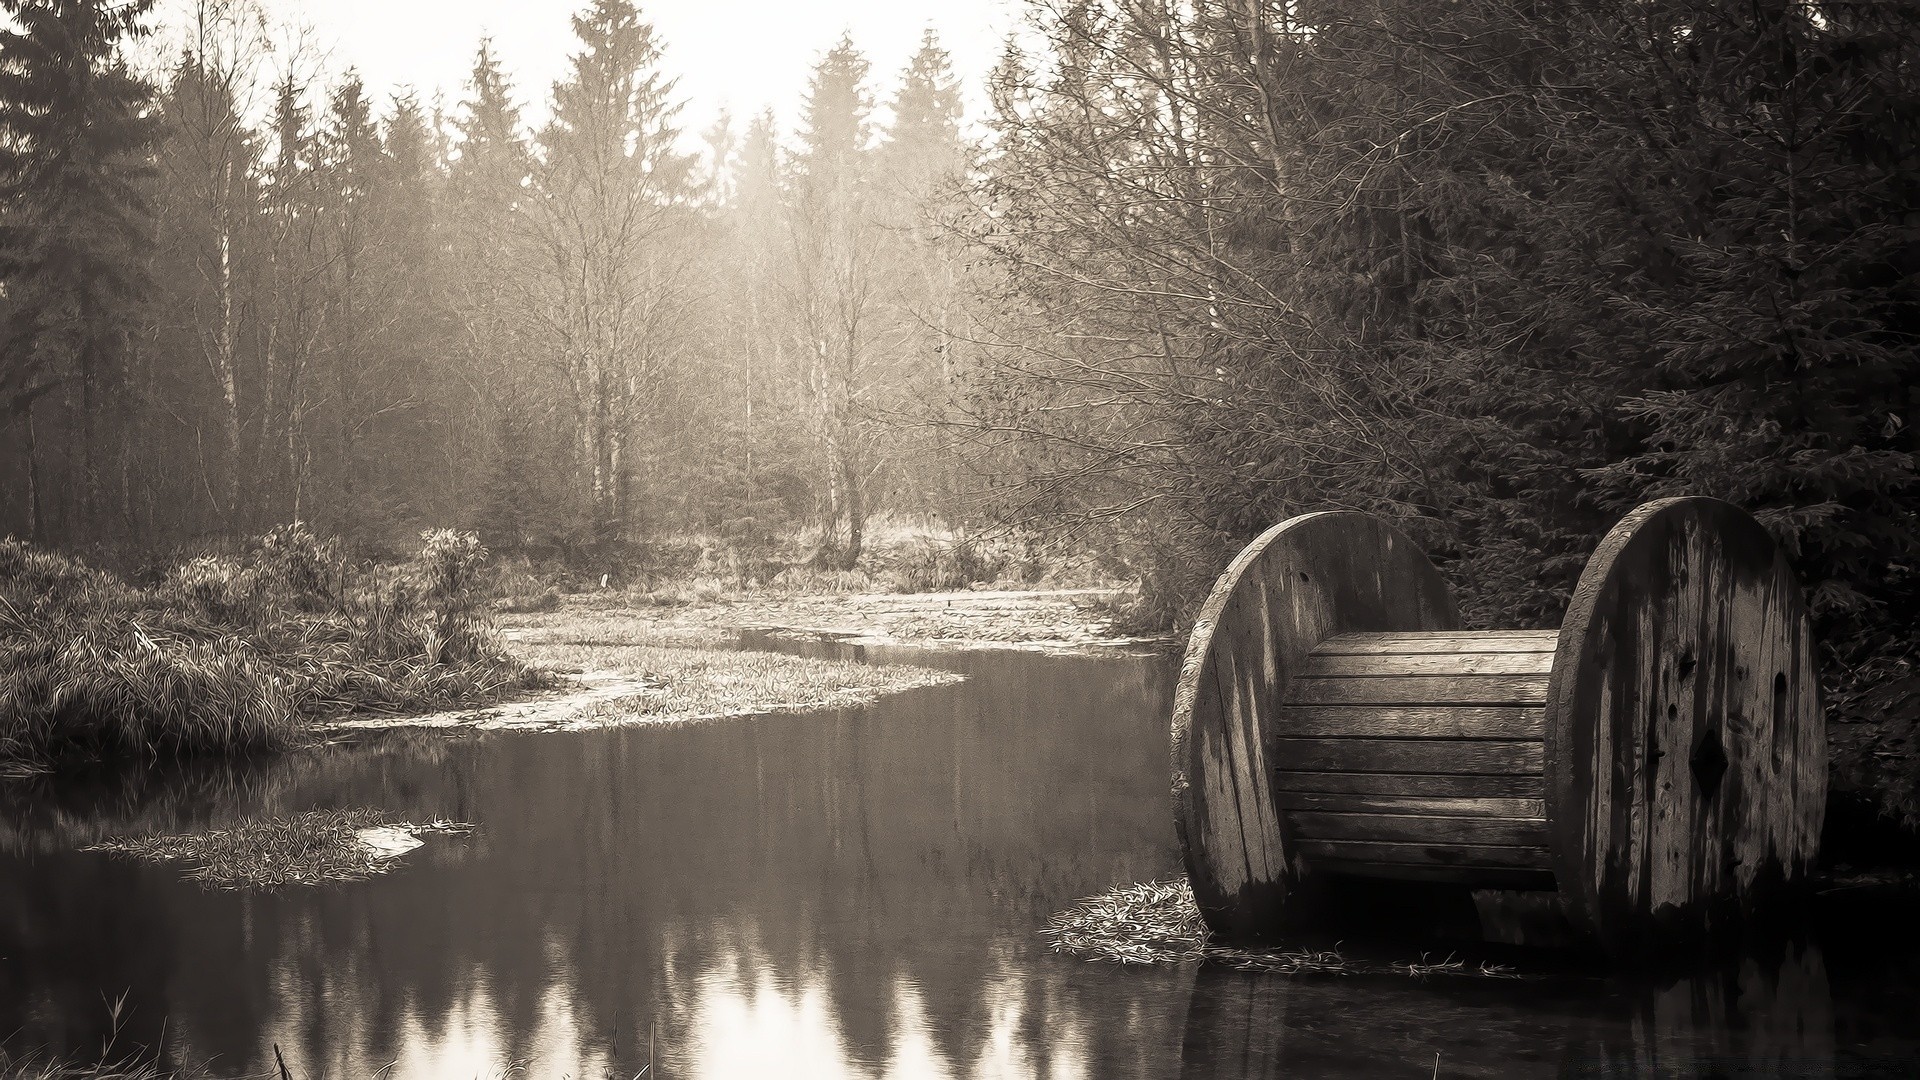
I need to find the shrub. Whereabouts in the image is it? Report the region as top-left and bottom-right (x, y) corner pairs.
(0, 528), (542, 773)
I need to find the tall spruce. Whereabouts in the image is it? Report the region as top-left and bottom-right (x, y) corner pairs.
(0, 0), (159, 540)
(789, 35), (880, 567)
(531, 0), (696, 551)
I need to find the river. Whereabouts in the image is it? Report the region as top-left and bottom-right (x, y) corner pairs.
(1, 645), (1916, 1077)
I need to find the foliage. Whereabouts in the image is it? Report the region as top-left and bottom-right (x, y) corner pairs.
(971, 0), (1920, 643)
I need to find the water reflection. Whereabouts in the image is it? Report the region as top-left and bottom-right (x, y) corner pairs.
(0, 646), (1915, 1077)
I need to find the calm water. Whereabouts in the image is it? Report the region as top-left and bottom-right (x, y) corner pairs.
(1, 645), (1916, 1078)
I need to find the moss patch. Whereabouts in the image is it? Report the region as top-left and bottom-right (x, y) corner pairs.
(85, 809), (468, 889)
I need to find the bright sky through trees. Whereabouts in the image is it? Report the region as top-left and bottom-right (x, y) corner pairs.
(268, 0), (1020, 133)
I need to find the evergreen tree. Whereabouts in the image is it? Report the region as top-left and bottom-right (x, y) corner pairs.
(0, 0), (159, 540)
(789, 34), (880, 567)
(530, 0), (697, 551)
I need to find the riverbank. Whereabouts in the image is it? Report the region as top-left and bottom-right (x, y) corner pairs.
(333, 642), (964, 733)
(330, 585), (1153, 735)
(511, 586), (1163, 653)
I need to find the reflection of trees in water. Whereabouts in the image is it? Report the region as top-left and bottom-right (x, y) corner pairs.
(0, 732), (457, 856)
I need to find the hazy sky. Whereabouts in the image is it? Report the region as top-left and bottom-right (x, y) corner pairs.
(263, 0), (1025, 138)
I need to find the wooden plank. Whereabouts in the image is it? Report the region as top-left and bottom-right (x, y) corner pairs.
(1276, 792), (1545, 818)
(1313, 631), (1560, 655)
(1297, 839), (1554, 871)
(1289, 674), (1550, 706)
(1272, 738), (1543, 775)
(1271, 771), (1546, 798)
(1289, 811), (1549, 847)
(1274, 705), (1543, 739)
(1299, 651), (1556, 678)
(1323, 863), (1557, 890)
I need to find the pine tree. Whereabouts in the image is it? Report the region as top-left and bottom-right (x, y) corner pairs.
(789, 34), (880, 567)
(259, 71), (323, 523)
(874, 29), (972, 515)
(531, 0), (696, 552)
(0, 0), (159, 540)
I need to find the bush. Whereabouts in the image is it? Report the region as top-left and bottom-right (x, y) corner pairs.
(0, 527), (542, 773)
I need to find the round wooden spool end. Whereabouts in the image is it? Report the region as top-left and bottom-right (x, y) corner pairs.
(1545, 497), (1826, 950)
(1171, 512), (1459, 938)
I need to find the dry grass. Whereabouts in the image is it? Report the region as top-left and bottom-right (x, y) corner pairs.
(84, 809), (469, 890)
(0, 1055), (195, 1080)
(0, 529), (547, 773)
(1042, 879), (1530, 979)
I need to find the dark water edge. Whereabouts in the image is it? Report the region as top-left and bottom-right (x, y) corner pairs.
(0, 644), (1916, 1079)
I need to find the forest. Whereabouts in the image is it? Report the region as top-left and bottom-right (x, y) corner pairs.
(2, 0), (1918, 810)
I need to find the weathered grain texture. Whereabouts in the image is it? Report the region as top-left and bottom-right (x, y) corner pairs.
(1288, 674), (1551, 706)
(1332, 864), (1557, 889)
(1544, 497), (1826, 952)
(1272, 738), (1544, 775)
(1312, 630), (1561, 655)
(1269, 771), (1547, 798)
(1170, 511), (1458, 939)
(1296, 839), (1554, 871)
(1289, 811), (1549, 847)
(1274, 705), (1543, 739)
(1299, 651), (1556, 678)
(1275, 793), (1545, 819)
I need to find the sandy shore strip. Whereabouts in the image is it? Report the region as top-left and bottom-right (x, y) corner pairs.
(507, 587), (1166, 654)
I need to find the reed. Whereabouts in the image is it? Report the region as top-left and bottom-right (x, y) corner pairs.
(0, 526), (547, 773)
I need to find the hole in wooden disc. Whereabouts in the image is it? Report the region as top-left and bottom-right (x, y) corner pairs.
(1691, 724), (1729, 803)
(1677, 649), (1696, 681)
(1298, 571), (1310, 584)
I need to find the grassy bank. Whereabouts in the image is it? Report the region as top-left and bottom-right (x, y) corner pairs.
(332, 615), (967, 734)
(0, 526), (544, 774)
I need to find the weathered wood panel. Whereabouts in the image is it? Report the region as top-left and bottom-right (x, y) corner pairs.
(1275, 792), (1545, 819)
(1269, 771), (1547, 798)
(1289, 811), (1549, 847)
(1169, 511), (1459, 939)
(1272, 738), (1543, 775)
(1288, 674), (1551, 706)
(1312, 630), (1560, 655)
(1297, 839), (1554, 871)
(1273, 705), (1543, 740)
(1544, 497), (1826, 952)
(1299, 651), (1557, 678)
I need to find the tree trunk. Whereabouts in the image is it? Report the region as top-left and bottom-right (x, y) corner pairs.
(215, 165), (241, 525)
(24, 406), (41, 544)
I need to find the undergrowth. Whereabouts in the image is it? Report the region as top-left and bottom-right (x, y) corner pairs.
(0, 525), (546, 773)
